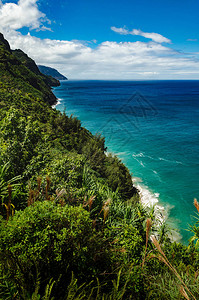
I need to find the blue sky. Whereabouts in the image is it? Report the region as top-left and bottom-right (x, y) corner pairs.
(0, 0), (199, 79)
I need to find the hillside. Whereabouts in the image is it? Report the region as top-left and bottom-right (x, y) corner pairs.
(0, 33), (198, 300)
(13, 49), (60, 87)
(38, 64), (68, 80)
(0, 33), (57, 107)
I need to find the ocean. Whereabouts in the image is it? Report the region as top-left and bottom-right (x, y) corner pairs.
(53, 80), (199, 244)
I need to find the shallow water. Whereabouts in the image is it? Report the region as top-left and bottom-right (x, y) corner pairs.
(54, 80), (199, 244)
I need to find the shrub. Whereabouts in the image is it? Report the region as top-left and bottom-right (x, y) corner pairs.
(0, 201), (112, 298)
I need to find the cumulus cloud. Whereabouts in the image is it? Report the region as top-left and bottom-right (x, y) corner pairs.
(3, 29), (199, 80)
(0, 0), (50, 31)
(0, 1), (199, 79)
(111, 26), (171, 44)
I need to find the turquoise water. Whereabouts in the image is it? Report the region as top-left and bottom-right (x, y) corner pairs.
(53, 80), (199, 243)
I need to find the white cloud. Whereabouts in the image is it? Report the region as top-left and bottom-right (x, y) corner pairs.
(0, 1), (199, 79)
(111, 26), (129, 35)
(111, 26), (171, 44)
(131, 29), (171, 44)
(3, 29), (199, 80)
(0, 0), (50, 31)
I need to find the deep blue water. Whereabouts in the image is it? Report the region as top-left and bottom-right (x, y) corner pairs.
(53, 80), (199, 243)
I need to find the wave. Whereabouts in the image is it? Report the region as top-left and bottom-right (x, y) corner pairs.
(132, 177), (181, 242)
(132, 152), (184, 165)
(158, 157), (183, 165)
(132, 152), (145, 158)
(52, 98), (62, 108)
(132, 153), (146, 168)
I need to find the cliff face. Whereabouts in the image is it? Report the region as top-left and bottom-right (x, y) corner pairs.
(12, 49), (42, 75)
(38, 65), (68, 81)
(0, 33), (57, 106)
(13, 49), (60, 87)
(0, 33), (11, 52)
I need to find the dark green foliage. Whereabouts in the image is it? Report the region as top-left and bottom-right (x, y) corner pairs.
(0, 39), (57, 106)
(0, 33), (199, 300)
(0, 34), (137, 200)
(13, 49), (60, 87)
(0, 109), (42, 177)
(0, 201), (113, 298)
(105, 153), (138, 200)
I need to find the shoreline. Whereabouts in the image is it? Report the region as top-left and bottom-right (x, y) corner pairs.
(132, 177), (182, 242)
(52, 98), (61, 108)
(53, 92), (182, 243)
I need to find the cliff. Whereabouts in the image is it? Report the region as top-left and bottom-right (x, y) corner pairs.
(13, 49), (60, 87)
(0, 33), (57, 106)
(0, 33), (198, 300)
(38, 65), (68, 80)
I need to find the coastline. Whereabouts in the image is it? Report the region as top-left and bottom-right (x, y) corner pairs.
(132, 177), (182, 242)
(53, 96), (182, 243)
(52, 98), (61, 108)
(54, 83), (197, 244)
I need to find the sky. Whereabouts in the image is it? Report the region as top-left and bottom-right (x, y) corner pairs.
(0, 0), (199, 79)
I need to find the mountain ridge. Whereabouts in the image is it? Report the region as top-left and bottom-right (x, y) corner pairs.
(38, 65), (68, 80)
(0, 33), (57, 106)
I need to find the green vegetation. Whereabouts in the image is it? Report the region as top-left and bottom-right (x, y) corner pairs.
(0, 33), (199, 299)
(13, 49), (60, 87)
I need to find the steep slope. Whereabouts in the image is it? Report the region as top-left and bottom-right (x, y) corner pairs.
(0, 33), (11, 51)
(38, 65), (68, 80)
(13, 49), (60, 87)
(0, 32), (137, 199)
(0, 33), (199, 300)
(0, 33), (57, 107)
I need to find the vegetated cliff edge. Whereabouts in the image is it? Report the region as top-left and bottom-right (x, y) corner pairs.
(0, 31), (137, 200)
(0, 33), (198, 300)
(38, 65), (68, 81)
(0, 33), (57, 106)
(13, 49), (61, 87)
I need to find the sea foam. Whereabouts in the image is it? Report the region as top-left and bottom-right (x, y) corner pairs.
(52, 98), (62, 108)
(132, 177), (182, 242)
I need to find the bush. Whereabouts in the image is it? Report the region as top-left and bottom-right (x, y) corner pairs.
(0, 201), (112, 298)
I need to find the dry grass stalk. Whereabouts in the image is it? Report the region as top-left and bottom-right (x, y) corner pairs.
(82, 195), (87, 207)
(151, 236), (165, 256)
(142, 218), (152, 268)
(35, 176), (42, 200)
(55, 188), (66, 200)
(157, 254), (173, 270)
(27, 189), (35, 206)
(8, 184), (12, 205)
(120, 248), (126, 253)
(99, 198), (111, 214)
(151, 236), (196, 300)
(83, 195), (96, 212)
(104, 198), (111, 207)
(37, 176), (42, 189)
(103, 206), (109, 223)
(99, 198), (111, 227)
(194, 198), (199, 213)
(180, 285), (190, 300)
(88, 196), (95, 212)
